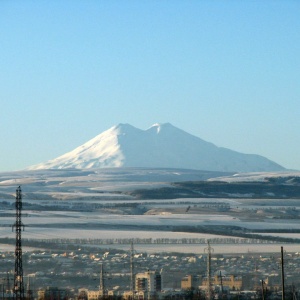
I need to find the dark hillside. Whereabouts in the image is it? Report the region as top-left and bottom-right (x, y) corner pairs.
(125, 177), (300, 199)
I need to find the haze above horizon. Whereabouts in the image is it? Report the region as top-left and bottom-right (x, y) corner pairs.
(1, 1), (299, 172)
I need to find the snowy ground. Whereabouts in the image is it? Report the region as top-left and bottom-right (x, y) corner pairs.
(2, 210), (300, 231)
(1, 168), (300, 254)
(0, 228), (235, 240)
(0, 239), (297, 254)
(208, 171), (300, 182)
(4, 218), (295, 254)
(0, 244), (41, 251)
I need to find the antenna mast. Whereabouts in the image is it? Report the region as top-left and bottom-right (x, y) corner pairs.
(12, 186), (25, 300)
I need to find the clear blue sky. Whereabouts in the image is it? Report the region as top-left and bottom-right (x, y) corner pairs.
(1, 1), (299, 171)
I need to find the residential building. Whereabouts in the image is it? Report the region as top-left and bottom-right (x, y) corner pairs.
(202, 275), (243, 290)
(135, 270), (162, 293)
(181, 275), (198, 290)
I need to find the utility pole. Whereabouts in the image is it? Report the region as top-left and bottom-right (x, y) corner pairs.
(100, 264), (104, 299)
(12, 186), (25, 300)
(6, 272), (11, 294)
(204, 240), (213, 300)
(292, 284), (297, 300)
(261, 279), (265, 300)
(26, 276), (33, 300)
(130, 240), (135, 300)
(254, 262), (259, 290)
(219, 271), (224, 299)
(281, 246), (285, 300)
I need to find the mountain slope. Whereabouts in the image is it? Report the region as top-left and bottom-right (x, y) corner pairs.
(28, 123), (285, 172)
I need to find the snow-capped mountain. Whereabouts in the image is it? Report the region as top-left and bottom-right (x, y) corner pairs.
(28, 123), (285, 172)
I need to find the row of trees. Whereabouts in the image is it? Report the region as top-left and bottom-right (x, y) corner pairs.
(13, 237), (285, 245)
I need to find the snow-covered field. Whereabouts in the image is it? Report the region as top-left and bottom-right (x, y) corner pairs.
(2, 210), (300, 231)
(2, 224), (298, 254)
(0, 244), (41, 252)
(253, 233), (300, 239)
(0, 168), (227, 196)
(1, 168), (300, 254)
(209, 171), (300, 182)
(0, 227), (235, 240)
(0, 242), (296, 254)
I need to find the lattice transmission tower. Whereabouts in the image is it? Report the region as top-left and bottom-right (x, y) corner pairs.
(204, 240), (214, 300)
(12, 186), (25, 300)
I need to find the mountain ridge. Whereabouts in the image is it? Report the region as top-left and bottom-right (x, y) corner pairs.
(28, 123), (285, 172)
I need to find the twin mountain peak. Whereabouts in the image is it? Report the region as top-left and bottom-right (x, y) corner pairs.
(28, 123), (284, 172)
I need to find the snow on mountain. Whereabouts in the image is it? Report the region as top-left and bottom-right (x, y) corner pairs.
(28, 123), (285, 172)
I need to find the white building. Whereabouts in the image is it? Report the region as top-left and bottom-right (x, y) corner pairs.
(135, 270), (162, 293)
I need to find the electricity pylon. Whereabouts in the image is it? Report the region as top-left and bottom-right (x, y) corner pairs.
(204, 240), (214, 300)
(12, 186), (25, 300)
